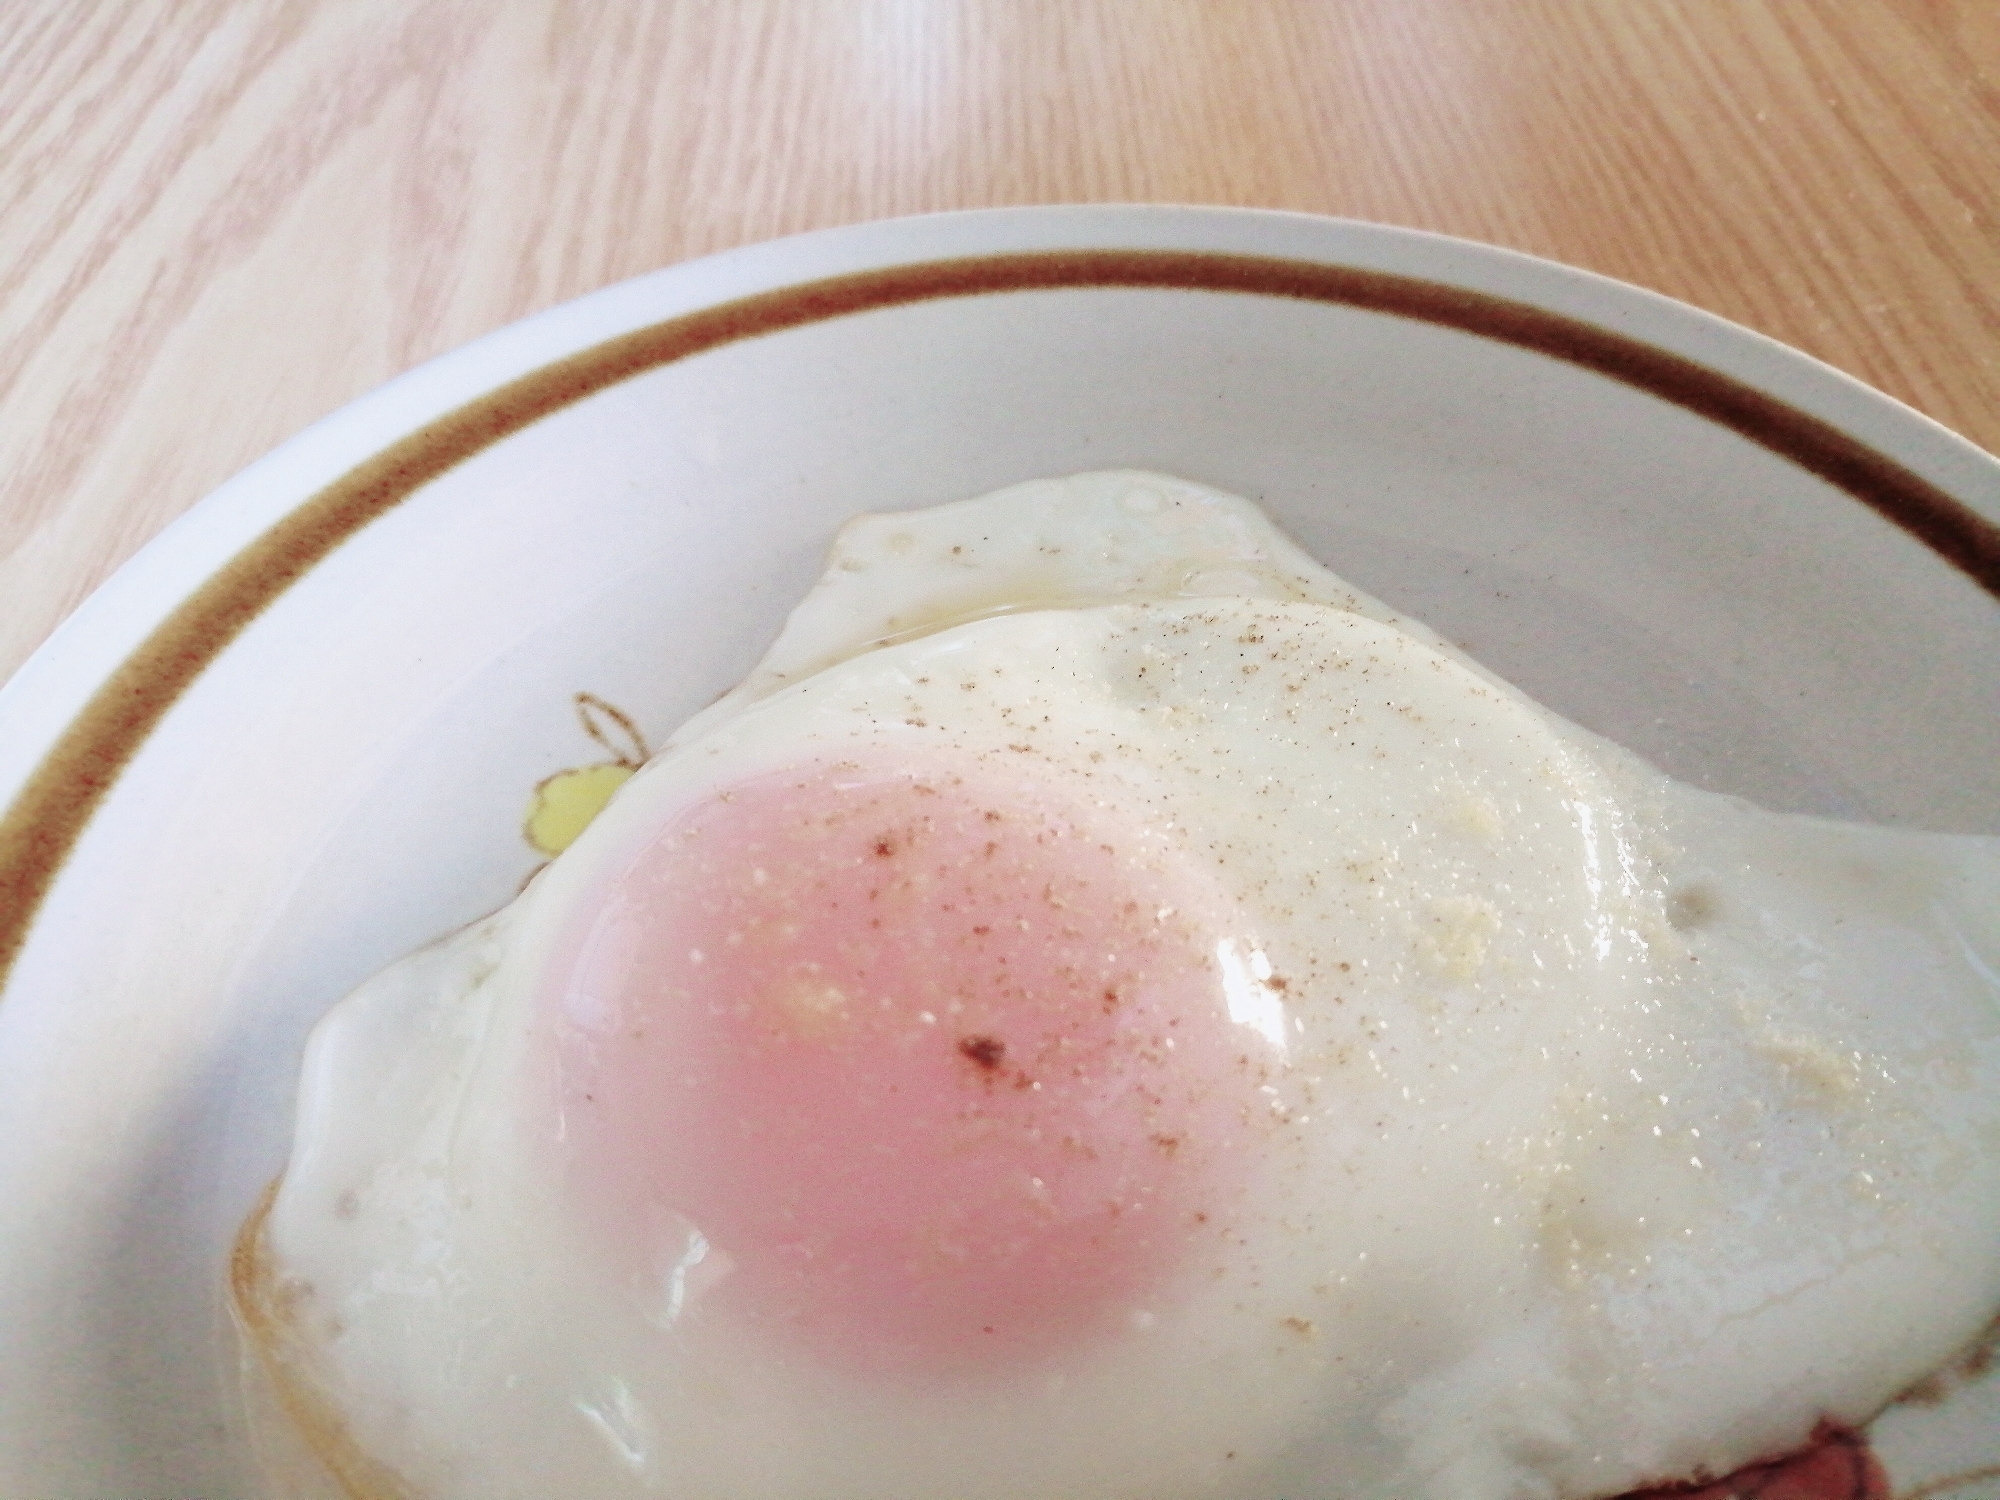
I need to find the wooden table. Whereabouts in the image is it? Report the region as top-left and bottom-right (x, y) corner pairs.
(4, 1), (1996, 689)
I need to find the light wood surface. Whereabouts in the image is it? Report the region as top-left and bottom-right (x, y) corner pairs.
(4, 1), (1997, 689)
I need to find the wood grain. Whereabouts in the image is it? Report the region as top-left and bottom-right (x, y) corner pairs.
(3, 0), (1997, 687)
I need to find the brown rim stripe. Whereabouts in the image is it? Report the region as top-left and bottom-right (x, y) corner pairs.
(3, 247), (1997, 994)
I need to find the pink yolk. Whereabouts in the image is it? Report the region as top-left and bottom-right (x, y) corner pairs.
(548, 751), (1275, 1377)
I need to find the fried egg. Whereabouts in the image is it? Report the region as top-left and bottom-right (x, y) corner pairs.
(234, 471), (2000, 1500)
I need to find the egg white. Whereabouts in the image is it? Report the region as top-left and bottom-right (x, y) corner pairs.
(238, 471), (2000, 1500)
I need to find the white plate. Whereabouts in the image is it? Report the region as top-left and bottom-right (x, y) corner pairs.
(2, 206), (1997, 1499)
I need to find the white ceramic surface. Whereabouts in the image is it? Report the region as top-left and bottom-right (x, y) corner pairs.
(1, 206), (1996, 1499)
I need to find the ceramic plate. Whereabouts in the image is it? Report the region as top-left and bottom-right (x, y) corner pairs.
(2, 206), (1997, 1499)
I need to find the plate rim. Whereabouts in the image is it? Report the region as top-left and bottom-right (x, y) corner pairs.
(4, 203), (1999, 1001)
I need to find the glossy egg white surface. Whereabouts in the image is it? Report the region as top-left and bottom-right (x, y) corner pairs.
(242, 473), (2000, 1500)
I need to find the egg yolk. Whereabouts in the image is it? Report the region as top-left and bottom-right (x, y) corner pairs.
(548, 752), (1275, 1377)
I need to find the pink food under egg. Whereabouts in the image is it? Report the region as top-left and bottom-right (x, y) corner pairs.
(1615, 1426), (1890, 1500)
(549, 751), (1275, 1377)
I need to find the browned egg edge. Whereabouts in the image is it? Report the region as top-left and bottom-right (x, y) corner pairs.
(231, 1179), (418, 1500)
